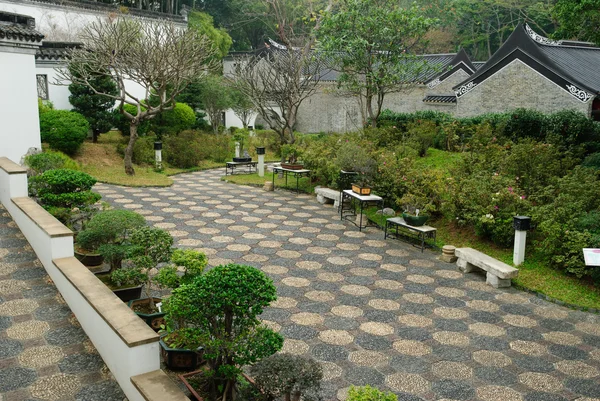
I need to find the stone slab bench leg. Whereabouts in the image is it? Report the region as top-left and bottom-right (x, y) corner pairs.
(457, 258), (477, 273)
(486, 272), (511, 288)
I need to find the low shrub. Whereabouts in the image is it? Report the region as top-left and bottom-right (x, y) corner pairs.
(202, 133), (233, 162)
(163, 130), (204, 168)
(24, 150), (79, 176)
(132, 135), (156, 165)
(582, 152), (600, 170)
(250, 354), (323, 401)
(347, 385), (397, 401)
(39, 110), (89, 155)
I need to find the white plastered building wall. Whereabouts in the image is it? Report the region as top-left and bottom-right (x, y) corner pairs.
(0, 19), (43, 164)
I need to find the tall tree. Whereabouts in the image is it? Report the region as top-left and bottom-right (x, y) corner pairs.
(317, 0), (437, 128)
(188, 10), (232, 58)
(197, 74), (234, 133)
(69, 72), (117, 143)
(553, 0), (600, 45)
(232, 0), (330, 151)
(58, 17), (218, 175)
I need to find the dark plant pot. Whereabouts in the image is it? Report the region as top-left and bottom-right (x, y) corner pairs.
(233, 157), (252, 162)
(160, 333), (204, 371)
(281, 163), (304, 170)
(351, 183), (371, 196)
(179, 369), (258, 401)
(402, 213), (429, 226)
(74, 249), (104, 267)
(112, 285), (143, 302)
(127, 297), (166, 331)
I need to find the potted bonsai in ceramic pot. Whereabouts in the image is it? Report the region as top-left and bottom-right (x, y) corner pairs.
(163, 263), (283, 394)
(399, 193), (435, 227)
(281, 144), (304, 170)
(232, 128), (252, 162)
(123, 226), (173, 320)
(76, 209), (146, 271)
(131, 248), (207, 331)
(335, 142), (376, 195)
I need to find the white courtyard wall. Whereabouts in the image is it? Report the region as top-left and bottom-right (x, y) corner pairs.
(0, 0), (187, 42)
(0, 49), (42, 163)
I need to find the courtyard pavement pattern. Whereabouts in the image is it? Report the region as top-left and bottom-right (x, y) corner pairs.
(93, 169), (600, 401)
(0, 205), (125, 401)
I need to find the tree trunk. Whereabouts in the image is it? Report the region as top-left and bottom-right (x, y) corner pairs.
(92, 128), (99, 143)
(124, 123), (139, 176)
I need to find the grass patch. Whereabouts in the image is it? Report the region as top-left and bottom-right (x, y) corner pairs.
(74, 131), (225, 186)
(413, 148), (463, 175)
(222, 172), (316, 194)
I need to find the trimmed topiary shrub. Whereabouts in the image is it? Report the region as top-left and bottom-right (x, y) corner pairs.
(151, 103), (196, 137)
(29, 169), (100, 227)
(39, 110), (89, 155)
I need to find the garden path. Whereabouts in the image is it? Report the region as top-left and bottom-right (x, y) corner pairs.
(95, 169), (600, 401)
(0, 204), (125, 401)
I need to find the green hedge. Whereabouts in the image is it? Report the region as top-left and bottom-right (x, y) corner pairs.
(39, 110), (89, 155)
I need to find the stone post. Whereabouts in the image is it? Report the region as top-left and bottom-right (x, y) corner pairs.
(513, 216), (531, 266)
(440, 245), (457, 263)
(154, 141), (162, 171)
(256, 147), (265, 177)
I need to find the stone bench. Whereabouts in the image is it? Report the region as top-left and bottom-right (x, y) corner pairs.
(314, 187), (341, 207)
(455, 247), (519, 288)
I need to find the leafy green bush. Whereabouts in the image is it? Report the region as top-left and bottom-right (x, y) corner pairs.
(532, 167), (600, 277)
(546, 109), (600, 156)
(164, 264), (283, 401)
(302, 134), (342, 187)
(378, 109), (452, 131)
(24, 150), (79, 176)
(250, 354), (323, 401)
(203, 133), (233, 162)
(582, 152), (600, 170)
(132, 135), (156, 165)
(154, 249), (207, 290)
(39, 110), (90, 155)
(151, 103), (196, 137)
(500, 108), (547, 143)
(347, 385), (397, 401)
(38, 99), (54, 114)
(163, 130), (204, 168)
(112, 104), (151, 136)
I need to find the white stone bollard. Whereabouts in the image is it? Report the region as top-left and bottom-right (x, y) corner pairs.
(258, 154), (265, 177)
(513, 216), (531, 266)
(154, 141), (162, 170)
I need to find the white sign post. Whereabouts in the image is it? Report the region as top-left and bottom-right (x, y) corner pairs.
(583, 248), (600, 266)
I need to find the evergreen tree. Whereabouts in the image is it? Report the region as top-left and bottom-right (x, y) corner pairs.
(69, 74), (117, 143)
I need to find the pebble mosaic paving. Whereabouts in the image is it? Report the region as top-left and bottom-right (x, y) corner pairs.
(0, 205), (125, 401)
(93, 169), (600, 401)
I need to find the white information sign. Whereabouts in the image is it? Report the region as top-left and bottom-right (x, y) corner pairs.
(583, 248), (600, 266)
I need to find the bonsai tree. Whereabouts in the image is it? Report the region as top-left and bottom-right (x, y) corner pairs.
(76, 210), (147, 272)
(125, 226), (174, 309)
(335, 143), (376, 188)
(250, 354), (323, 401)
(163, 264), (284, 400)
(281, 144), (302, 164)
(29, 169), (101, 230)
(153, 249), (207, 290)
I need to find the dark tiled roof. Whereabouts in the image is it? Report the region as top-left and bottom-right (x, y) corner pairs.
(539, 45), (600, 94)
(473, 62), (486, 70)
(0, 12), (44, 43)
(36, 41), (82, 61)
(454, 24), (600, 95)
(423, 95), (456, 103)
